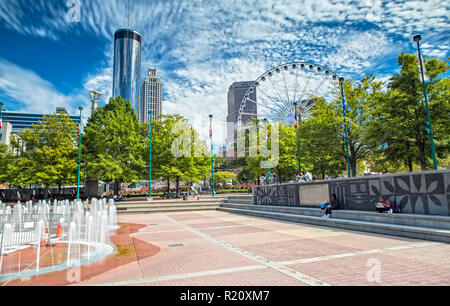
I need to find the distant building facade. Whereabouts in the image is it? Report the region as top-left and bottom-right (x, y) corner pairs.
(140, 68), (163, 122)
(112, 29), (142, 118)
(226, 81), (257, 149)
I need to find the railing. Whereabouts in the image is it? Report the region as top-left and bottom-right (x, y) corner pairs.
(0, 214), (65, 251)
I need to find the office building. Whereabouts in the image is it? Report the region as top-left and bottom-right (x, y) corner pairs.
(112, 29), (142, 118)
(226, 81), (257, 148)
(140, 68), (163, 122)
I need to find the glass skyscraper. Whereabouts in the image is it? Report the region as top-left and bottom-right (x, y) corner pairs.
(112, 29), (142, 118)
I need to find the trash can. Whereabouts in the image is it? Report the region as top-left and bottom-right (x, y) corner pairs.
(183, 193), (188, 201)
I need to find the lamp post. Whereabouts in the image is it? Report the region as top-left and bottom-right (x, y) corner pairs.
(147, 111), (153, 201)
(293, 102), (301, 177)
(413, 34), (438, 170)
(339, 77), (351, 178)
(76, 106), (83, 200)
(264, 118), (270, 185)
(89, 91), (102, 115)
(209, 115), (215, 197)
(0, 102), (3, 140)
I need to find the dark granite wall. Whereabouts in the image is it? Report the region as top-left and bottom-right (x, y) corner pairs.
(252, 170), (450, 216)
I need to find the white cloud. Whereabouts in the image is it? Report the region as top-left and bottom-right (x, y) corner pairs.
(0, 58), (97, 127)
(0, 0), (449, 143)
(0, 58), (72, 113)
(83, 67), (113, 106)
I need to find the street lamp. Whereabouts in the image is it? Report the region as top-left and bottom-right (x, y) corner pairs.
(339, 77), (352, 178)
(147, 111), (153, 201)
(264, 118), (270, 185)
(209, 115), (215, 197)
(76, 106), (83, 200)
(293, 102), (301, 177)
(413, 34), (438, 170)
(0, 102), (3, 140)
(89, 91), (102, 115)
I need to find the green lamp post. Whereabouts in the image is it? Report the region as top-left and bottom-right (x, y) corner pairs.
(0, 102), (3, 140)
(148, 110), (153, 201)
(339, 77), (351, 178)
(209, 114), (215, 197)
(76, 106), (83, 200)
(413, 34), (438, 170)
(264, 118), (270, 185)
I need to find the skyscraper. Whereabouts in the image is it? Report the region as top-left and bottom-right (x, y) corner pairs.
(226, 81), (257, 148)
(140, 68), (163, 122)
(112, 29), (142, 118)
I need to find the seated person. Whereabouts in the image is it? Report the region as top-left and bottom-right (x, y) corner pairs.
(321, 194), (339, 218)
(375, 196), (391, 213)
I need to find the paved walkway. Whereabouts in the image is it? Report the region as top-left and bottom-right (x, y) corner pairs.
(3, 211), (450, 286)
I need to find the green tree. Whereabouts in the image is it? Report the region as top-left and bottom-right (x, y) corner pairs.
(365, 53), (449, 171)
(236, 119), (297, 183)
(297, 76), (381, 178)
(298, 99), (346, 178)
(0, 144), (15, 185)
(83, 96), (145, 195)
(271, 123), (297, 182)
(150, 114), (210, 194)
(10, 113), (78, 196)
(214, 171), (237, 186)
(336, 76), (382, 176)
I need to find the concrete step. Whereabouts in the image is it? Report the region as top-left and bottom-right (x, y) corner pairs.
(225, 195), (253, 199)
(218, 206), (450, 243)
(221, 203), (450, 230)
(222, 199), (253, 204)
(117, 202), (222, 210)
(117, 203), (220, 214)
(116, 199), (223, 207)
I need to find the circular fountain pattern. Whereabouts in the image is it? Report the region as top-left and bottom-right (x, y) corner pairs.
(0, 198), (119, 281)
(0, 241), (116, 282)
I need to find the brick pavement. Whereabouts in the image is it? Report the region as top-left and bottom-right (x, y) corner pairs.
(1, 210), (449, 286)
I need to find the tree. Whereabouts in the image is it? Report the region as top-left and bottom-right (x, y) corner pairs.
(365, 53), (449, 171)
(150, 114), (210, 194)
(10, 113), (78, 196)
(298, 99), (346, 178)
(214, 171), (237, 186)
(336, 76), (382, 176)
(0, 144), (15, 185)
(296, 77), (381, 178)
(271, 123), (297, 182)
(83, 96), (145, 195)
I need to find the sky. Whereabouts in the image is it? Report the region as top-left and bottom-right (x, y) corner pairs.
(0, 0), (449, 145)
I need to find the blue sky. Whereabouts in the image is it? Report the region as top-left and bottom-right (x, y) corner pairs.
(0, 0), (449, 143)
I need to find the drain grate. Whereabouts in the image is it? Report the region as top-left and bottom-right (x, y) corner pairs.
(148, 224), (158, 226)
(168, 243), (184, 248)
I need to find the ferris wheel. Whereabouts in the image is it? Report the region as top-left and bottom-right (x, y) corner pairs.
(237, 61), (341, 128)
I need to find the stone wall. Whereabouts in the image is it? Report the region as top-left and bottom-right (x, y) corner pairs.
(252, 169), (450, 216)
